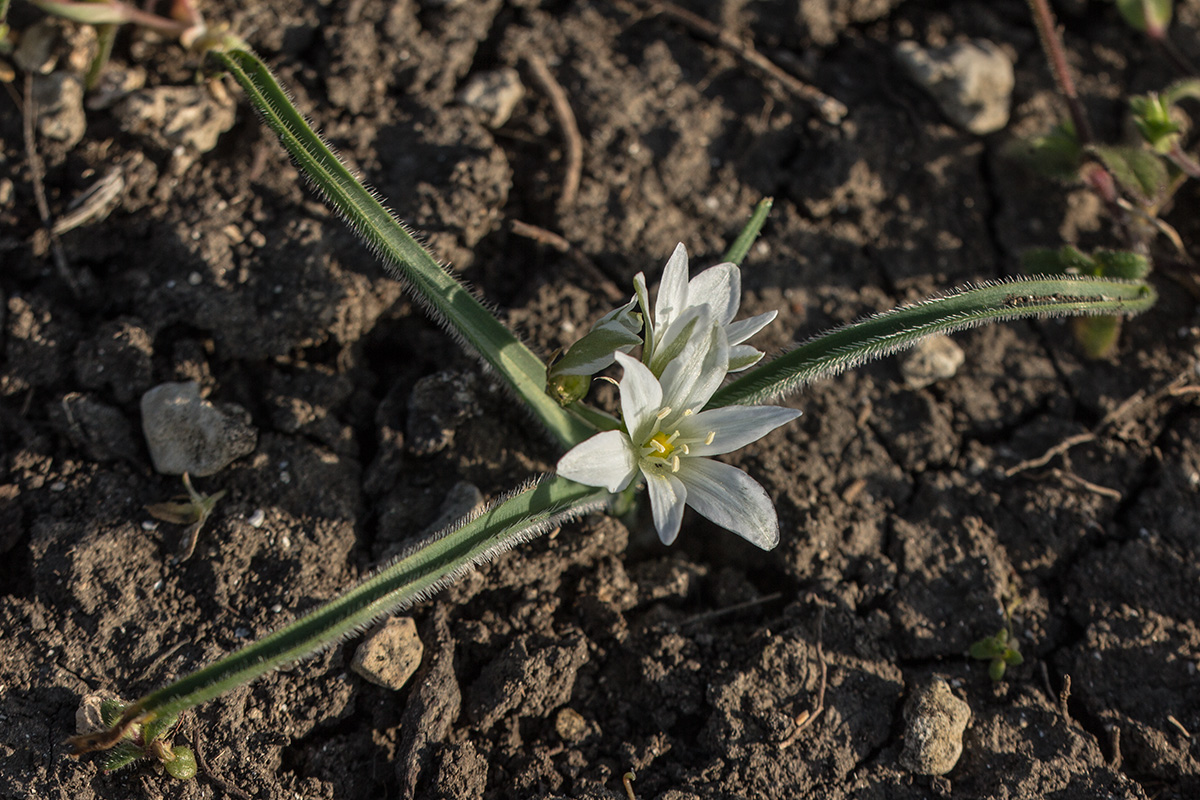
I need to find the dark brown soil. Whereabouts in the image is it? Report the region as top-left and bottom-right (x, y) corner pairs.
(2, 1), (1199, 798)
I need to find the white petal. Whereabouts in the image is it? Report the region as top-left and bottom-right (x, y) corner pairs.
(727, 345), (765, 372)
(687, 263), (740, 327)
(724, 310), (777, 345)
(655, 243), (690, 330)
(614, 352), (663, 444)
(645, 470), (687, 545)
(649, 304), (710, 376)
(676, 458), (780, 549)
(660, 321), (729, 413)
(633, 272), (654, 357)
(682, 405), (801, 457)
(556, 431), (638, 492)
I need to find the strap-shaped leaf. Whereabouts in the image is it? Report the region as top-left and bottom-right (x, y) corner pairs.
(68, 475), (611, 753)
(708, 275), (1157, 407)
(211, 47), (594, 448)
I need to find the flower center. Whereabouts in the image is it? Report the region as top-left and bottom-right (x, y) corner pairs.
(637, 407), (716, 474)
(648, 432), (677, 459)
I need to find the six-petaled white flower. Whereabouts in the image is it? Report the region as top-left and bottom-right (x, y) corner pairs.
(556, 339), (801, 549)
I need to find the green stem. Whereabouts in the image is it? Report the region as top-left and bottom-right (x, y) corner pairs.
(708, 276), (1157, 407)
(69, 476), (609, 750)
(210, 46), (594, 449)
(722, 197), (773, 266)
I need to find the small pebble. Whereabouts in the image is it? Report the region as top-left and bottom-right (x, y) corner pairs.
(895, 39), (1014, 134)
(901, 334), (965, 389)
(899, 678), (971, 775)
(140, 381), (257, 476)
(248, 508), (266, 528)
(457, 68), (524, 128)
(351, 616), (424, 691)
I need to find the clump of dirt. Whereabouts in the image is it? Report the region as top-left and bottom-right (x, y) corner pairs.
(2, 1), (1198, 799)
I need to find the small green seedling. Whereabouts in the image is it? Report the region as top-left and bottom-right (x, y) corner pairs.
(95, 699), (196, 780)
(970, 628), (1026, 682)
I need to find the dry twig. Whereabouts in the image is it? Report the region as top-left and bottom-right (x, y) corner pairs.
(634, 0), (846, 124)
(778, 605), (827, 749)
(526, 55), (584, 209)
(22, 74), (79, 296)
(1005, 370), (1196, 479)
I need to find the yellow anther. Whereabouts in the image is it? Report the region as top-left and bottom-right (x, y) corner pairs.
(671, 455), (681, 472)
(648, 432), (676, 458)
(704, 431), (716, 445)
(656, 407), (673, 420)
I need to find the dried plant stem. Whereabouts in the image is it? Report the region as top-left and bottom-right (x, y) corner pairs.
(527, 54), (583, 209)
(1025, 0), (1094, 144)
(636, 0), (846, 124)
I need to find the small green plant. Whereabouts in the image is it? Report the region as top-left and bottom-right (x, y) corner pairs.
(970, 595), (1025, 681)
(1011, 0), (1196, 357)
(88, 699), (196, 780)
(33, 1), (1155, 774)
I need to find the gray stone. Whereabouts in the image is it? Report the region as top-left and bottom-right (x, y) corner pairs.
(140, 381), (257, 476)
(31, 72), (87, 148)
(457, 68), (525, 128)
(899, 678), (971, 775)
(351, 616), (424, 690)
(114, 85), (237, 153)
(901, 334), (966, 390)
(895, 39), (1014, 135)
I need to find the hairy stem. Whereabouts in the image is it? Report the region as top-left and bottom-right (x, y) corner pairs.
(210, 46), (595, 448)
(68, 476), (610, 755)
(1026, 0), (1094, 145)
(708, 276), (1157, 407)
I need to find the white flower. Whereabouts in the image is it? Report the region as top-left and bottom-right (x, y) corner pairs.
(635, 243), (777, 374)
(556, 342), (801, 549)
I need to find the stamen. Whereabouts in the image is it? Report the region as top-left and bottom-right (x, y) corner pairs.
(680, 444), (690, 455)
(671, 455), (681, 472)
(656, 407), (673, 420)
(650, 439), (667, 454)
(682, 408), (694, 417)
(704, 431), (716, 445)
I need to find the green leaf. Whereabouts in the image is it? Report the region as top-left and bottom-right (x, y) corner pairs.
(1115, 0), (1173, 34)
(1004, 122), (1083, 182)
(988, 658), (1007, 681)
(1090, 145), (1170, 202)
(93, 476), (610, 735)
(31, 0), (132, 25)
(142, 713), (177, 745)
(1092, 250), (1151, 280)
(722, 197), (773, 266)
(102, 741), (145, 773)
(708, 276), (1157, 407)
(164, 746), (198, 780)
(970, 637), (1007, 660)
(1073, 314), (1122, 359)
(209, 46), (595, 449)
(99, 698), (125, 728)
